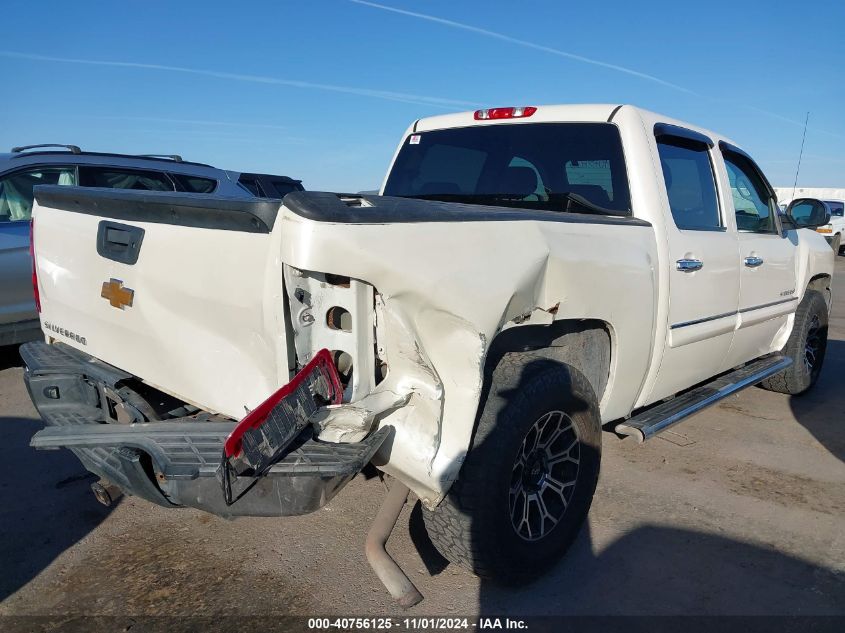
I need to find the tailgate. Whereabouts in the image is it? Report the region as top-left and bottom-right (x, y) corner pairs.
(32, 185), (289, 418)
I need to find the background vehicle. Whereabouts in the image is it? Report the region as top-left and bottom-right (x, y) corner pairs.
(22, 106), (833, 604)
(774, 187), (845, 254)
(815, 200), (844, 254)
(236, 172), (304, 199)
(0, 144), (303, 345)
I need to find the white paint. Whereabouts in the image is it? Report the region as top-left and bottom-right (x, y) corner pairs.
(32, 104), (834, 505)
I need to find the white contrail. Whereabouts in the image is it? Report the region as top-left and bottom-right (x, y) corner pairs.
(0, 50), (481, 109)
(350, 0), (697, 95)
(92, 116), (291, 131)
(350, 2), (845, 141)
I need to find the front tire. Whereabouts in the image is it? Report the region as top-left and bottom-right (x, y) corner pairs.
(422, 356), (601, 582)
(760, 289), (828, 395)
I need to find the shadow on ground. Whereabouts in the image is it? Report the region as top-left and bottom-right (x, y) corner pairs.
(473, 522), (844, 615)
(789, 338), (845, 464)
(406, 347), (845, 616)
(0, 345), (23, 371)
(0, 415), (113, 602)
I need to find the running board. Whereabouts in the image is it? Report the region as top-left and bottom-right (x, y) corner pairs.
(615, 354), (791, 442)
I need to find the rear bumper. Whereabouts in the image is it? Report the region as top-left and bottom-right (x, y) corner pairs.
(22, 341), (389, 518)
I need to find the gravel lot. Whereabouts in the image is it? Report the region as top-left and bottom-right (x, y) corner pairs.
(0, 260), (843, 619)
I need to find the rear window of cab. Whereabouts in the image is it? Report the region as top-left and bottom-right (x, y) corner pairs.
(383, 123), (631, 216)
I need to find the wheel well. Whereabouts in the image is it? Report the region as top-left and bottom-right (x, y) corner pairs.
(808, 274), (831, 290)
(808, 274), (832, 310)
(484, 319), (611, 402)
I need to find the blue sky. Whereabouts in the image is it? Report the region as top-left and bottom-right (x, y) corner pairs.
(2, 0), (843, 191)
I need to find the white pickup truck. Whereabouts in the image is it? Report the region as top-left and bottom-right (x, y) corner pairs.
(23, 104), (833, 605)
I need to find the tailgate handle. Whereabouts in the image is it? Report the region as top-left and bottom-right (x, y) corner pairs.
(97, 221), (145, 265)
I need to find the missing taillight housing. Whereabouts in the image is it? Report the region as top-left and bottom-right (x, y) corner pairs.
(331, 350), (354, 388)
(326, 306), (352, 332)
(30, 219), (41, 313)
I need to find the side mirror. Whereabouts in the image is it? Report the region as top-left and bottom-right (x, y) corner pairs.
(786, 198), (831, 230)
(779, 211), (797, 232)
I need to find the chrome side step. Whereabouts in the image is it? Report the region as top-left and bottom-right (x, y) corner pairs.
(615, 354), (792, 442)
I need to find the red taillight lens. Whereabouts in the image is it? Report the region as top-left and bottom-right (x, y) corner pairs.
(223, 348), (343, 460)
(220, 348), (343, 505)
(474, 106), (537, 121)
(30, 219), (41, 313)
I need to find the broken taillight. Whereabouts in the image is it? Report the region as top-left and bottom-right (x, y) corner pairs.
(223, 348), (343, 461)
(474, 106), (537, 120)
(30, 219), (41, 313)
(220, 348), (343, 505)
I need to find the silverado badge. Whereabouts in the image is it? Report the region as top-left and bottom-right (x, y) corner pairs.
(101, 278), (134, 310)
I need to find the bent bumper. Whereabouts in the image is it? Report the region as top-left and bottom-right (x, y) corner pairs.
(22, 341), (389, 518)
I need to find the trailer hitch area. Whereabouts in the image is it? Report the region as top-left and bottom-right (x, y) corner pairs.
(219, 348), (343, 505)
(366, 478), (424, 608)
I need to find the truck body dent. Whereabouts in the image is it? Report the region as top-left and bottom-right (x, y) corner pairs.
(276, 204), (658, 505)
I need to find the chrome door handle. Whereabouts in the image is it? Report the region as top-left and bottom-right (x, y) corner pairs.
(744, 256), (764, 267)
(676, 258), (703, 272)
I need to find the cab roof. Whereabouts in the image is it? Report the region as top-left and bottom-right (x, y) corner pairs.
(413, 103), (737, 148)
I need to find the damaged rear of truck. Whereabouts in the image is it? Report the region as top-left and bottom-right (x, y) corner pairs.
(26, 184), (656, 501)
(26, 180), (656, 590)
(27, 104), (828, 601)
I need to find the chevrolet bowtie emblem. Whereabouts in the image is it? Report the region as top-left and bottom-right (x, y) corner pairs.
(101, 278), (134, 310)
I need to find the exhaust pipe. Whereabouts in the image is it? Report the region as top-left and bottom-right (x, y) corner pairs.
(365, 478), (424, 609)
(91, 479), (123, 507)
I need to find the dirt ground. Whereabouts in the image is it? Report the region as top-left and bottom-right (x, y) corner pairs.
(0, 261), (843, 619)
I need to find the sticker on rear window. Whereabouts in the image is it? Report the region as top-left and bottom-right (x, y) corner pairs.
(409, 134), (421, 145)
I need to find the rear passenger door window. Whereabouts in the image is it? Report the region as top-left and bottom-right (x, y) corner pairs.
(78, 167), (174, 191)
(0, 167), (76, 222)
(722, 152), (777, 233)
(656, 138), (721, 230)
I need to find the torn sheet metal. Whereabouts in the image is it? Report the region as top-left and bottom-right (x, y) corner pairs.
(275, 209), (657, 505)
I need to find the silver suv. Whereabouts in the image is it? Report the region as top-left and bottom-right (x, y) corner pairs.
(0, 144), (303, 345)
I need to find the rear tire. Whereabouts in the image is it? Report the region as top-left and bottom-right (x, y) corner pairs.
(759, 289), (828, 395)
(422, 355), (601, 582)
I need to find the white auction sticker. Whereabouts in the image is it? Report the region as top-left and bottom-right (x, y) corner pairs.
(409, 134), (421, 144)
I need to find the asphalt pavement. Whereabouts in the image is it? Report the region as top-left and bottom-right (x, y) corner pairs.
(0, 261), (843, 619)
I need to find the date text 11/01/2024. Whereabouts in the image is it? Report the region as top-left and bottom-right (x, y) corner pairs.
(306, 617), (527, 630)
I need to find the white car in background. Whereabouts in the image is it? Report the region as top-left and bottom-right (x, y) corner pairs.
(815, 199), (844, 254)
(775, 189), (844, 254)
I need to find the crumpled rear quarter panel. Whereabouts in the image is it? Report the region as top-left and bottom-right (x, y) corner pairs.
(278, 206), (657, 504)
